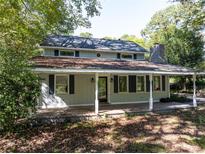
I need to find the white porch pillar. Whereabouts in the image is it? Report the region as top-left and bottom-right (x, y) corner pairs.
(95, 73), (99, 115)
(168, 75), (171, 98)
(149, 74), (153, 111)
(193, 73), (197, 107)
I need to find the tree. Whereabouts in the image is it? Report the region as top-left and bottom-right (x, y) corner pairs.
(141, 4), (204, 68)
(173, 0), (205, 31)
(0, 0), (101, 131)
(80, 32), (93, 38)
(141, 3), (204, 90)
(120, 34), (146, 48)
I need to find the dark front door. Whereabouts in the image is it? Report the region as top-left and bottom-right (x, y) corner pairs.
(98, 77), (108, 102)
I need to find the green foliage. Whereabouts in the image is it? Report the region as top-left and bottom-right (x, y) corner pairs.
(160, 94), (191, 103)
(0, 0), (100, 131)
(192, 136), (205, 149)
(141, 4), (204, 69)
(120, 34), (146, 48)
(80, 32), (93, 38)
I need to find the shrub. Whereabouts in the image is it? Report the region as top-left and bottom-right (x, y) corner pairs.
(0, 69), (40, 132)
(160, 94), (192, 103)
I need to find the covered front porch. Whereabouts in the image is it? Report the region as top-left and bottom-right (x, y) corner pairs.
(35, 99), (205, 120)
(33, 56), (204, 116)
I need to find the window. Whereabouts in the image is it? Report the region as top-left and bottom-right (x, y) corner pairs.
(137, 76), (145, 92)
(60, 50), (74, 57)
(119, 76), (127, 92)
(56, 76), (68, 94)
(97, 53), (101, 57)
(153, 76), (161, 91)
(136, 54), (145, 60)
(121, 54), (133, 59)
(44, 50), (54, 56)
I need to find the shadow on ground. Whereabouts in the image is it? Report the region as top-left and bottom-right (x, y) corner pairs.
(1, 105), (205, 152)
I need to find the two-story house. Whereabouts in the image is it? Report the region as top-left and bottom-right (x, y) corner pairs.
(31, 35), (197, 114)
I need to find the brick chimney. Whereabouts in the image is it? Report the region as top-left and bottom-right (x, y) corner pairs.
(150, 43), (167, 63)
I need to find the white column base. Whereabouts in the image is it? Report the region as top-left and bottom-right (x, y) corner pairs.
(193, 95), (197, 107)
(149, 98), (153, 111)
(149, 74), (153, 111)
(193, 73), (197, 108)
(95, 99), (99, 114)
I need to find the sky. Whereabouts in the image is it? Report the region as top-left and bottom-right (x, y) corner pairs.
(74, 0), (173, 38)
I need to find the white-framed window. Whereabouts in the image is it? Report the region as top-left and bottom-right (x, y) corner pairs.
(119, 76), (128, 92)
(137, 76), (145, 92)
(59, 50), (75, 57)
(44, 50), (55, 56)
(153, 76), (161, 91)
(136, 54), (145, 60)
(55, 75), (68, 94)
(121, 54), (133, 60)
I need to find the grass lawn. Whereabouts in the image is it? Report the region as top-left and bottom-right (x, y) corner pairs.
(1, 106), (205, 153)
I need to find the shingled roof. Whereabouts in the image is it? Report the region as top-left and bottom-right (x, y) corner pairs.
(41, 35), (147, 53)
(31, 56), (194, 74)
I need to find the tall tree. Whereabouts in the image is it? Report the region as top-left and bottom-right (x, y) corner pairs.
(141, 4), (204, 68)
(120, 34), (146, 48)
(0, 0), (101, 131)
(80, 32), (93, 38)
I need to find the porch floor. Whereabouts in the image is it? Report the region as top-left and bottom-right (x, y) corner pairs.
(35, 98), (205, 119)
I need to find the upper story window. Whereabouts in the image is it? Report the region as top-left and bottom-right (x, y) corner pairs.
(136, 54), (145, 60)
(60, 50), (74, 57)
(121, 54), (133, 60)
(44, 50), (54, 56)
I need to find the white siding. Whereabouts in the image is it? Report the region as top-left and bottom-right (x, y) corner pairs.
(38, 73), (169, 108)
(38, 74), (95, 108)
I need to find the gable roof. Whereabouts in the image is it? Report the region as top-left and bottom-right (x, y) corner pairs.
(40, 35), (148, 53)
(31, 56), (194, 75)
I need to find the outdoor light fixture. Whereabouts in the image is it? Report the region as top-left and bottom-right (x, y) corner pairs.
(91, 77), (95, 82)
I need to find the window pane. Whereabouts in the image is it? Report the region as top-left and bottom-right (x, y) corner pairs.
(60, 51), (74, 56)
(119, 76), (127, 92)
(153, 76), (161, 91)
(137, 76), (144, 92)
(56, 76), (68, 94)
(121, 54), (132, 59)
(44, 50), (54, 56)
(136, 54), (144, 60)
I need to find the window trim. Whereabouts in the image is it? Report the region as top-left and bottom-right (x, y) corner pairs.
(59, 50), (75, 57)
(121, 53), (133, 60)
(118, 75), (128, 93)
(136, 75), (146, 93)
(136, 53), (145, 60)
(55, 74), (69, 95)
(153, 75), (162, 92)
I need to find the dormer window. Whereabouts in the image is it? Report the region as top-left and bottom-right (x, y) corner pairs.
(59, 50), (74, 57)
(121, 54), (133, 60)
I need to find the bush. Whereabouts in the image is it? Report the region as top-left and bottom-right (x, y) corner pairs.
(0, 69), (40, 132)
(160, 94), (192, 103)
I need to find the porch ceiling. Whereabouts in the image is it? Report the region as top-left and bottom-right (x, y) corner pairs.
(31, 56), (195, 75)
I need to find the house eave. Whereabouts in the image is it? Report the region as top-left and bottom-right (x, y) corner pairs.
(40, 46), (147, 54)
(32, 67), (195, 75)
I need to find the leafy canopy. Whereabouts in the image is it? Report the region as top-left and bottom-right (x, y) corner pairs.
(141, 3), (204, 68)
(0, 0), (101, 131)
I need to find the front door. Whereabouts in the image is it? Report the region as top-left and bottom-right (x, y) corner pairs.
(98, 77), (108, 102)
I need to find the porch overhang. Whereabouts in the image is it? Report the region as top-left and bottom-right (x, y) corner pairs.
(31, 56), (196, 75)
(33, 67), (195, 75)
